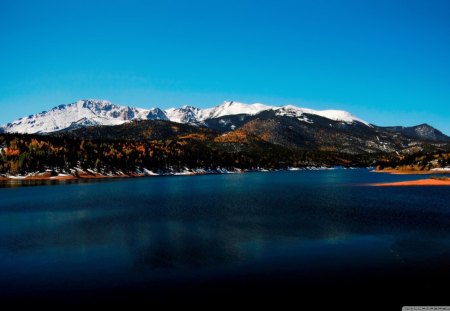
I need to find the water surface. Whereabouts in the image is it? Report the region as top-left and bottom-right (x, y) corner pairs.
(0, 170), (449, 307)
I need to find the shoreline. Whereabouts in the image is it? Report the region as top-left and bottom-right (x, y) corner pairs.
(3, 168), (449, 186)
(0, 166), (365, 183)
(1, 173), (142, 182)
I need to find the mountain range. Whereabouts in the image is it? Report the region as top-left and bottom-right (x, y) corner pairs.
(1, 99), (370, 134)
(1, 99), (449, 156)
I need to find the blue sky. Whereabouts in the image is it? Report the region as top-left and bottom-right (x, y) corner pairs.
(1, 0), (449, 134)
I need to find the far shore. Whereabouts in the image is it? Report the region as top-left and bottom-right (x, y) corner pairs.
(0, 169), (235, 182)
(0, 166), (363, 183)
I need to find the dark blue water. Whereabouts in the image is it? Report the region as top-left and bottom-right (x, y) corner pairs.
(0, 170), (449, 308)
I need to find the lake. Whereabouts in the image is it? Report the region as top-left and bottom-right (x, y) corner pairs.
(0, 169), (449, 308)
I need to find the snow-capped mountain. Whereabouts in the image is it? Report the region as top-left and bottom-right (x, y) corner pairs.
(203, 101), (272, 119)
(3, 100), (154, 134)
(165, 106), (203, 124)
(146, 108), (169, 121)
(164, 101), (272, 124)
(2, 99), (371, 134)
(273, 105), (371, 126)
(161, 100), (371, 126)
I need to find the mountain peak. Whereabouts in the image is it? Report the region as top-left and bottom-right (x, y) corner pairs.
(74, 98), (112, 106)
(412, 123), (445, 140)
(273, 105), (371, 127)
(414, 123), (432, 128)
(206, 101), (272, 119)
(4, 99), (152, 134)
(76, 99), (116, 110)
(51, 99), (115, 112)
(165, 106), (202, 123)
(78, 98), (111, 104)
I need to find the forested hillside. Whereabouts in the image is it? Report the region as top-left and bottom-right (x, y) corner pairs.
(1, 118), (449, 176)
(0, 132), (375, 176)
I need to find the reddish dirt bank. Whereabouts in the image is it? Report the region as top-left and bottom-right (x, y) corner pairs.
(373, 179), (450, 187)
(22, 175), (77, 180)
(373, 169), (450, 175)
(0, 174), (136, 181)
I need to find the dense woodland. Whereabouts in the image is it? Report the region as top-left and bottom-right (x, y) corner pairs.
(374, 150), (450, 171)
(0, 133), (377, 175)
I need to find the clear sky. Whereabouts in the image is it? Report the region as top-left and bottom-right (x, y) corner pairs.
(1, 0), (449, 134)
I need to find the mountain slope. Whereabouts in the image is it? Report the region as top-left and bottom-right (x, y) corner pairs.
(56, 112), (450, 157)
(204, 111), (450, 154)
(58, 119), (217, 141)
(272, 105), (371, 126)
(380, 124), (450, 141)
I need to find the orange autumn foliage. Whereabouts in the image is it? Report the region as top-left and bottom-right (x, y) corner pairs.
(214, 130), (251, 143)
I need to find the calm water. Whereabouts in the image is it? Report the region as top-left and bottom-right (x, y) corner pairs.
(0, 170), (449, 307)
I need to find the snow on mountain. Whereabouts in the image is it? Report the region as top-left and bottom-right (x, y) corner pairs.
(163, 101), (271, 123)
(164, 106), (202, 123)
(273, 105), (371, 126)
(4, 99), (154, 134)
(304, 109), (371, 126)
(272, 106), (314, 123)
(2, 99), (371, 134)
(202, 101), (272, 119)
(146, 108), (169, 121)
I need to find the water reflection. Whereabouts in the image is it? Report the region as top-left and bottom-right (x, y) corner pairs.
(1, 203), (449, 272)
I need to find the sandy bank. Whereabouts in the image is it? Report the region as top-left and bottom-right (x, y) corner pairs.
(373, 169), (450, 175)
(373, 178), (450, 187)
